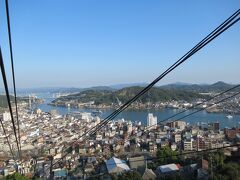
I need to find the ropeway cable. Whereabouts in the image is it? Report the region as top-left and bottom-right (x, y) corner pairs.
(75, 9), (240, 144)
(0, 118), (15, 159)
(5, 0), (22, 159)
(0, 47), (20, 158)
(44, 9), (240, 174)
(124, 90), (240, 144)
(83, 9), (240, 140)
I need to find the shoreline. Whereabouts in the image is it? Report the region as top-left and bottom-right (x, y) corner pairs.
(47, 103), (240, 115)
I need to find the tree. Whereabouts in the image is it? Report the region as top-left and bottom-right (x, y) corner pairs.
(156, 147), (179, 165)
(211, 150), (225, 167)
(3, 172), (29, 180)
(213, 162), (240, 180)
(116, 171), (143, 180)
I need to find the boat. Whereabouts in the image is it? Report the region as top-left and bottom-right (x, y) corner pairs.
(92, 110), (102, 115)
(226, 115), (233, 119)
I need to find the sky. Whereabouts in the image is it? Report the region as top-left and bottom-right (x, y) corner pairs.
(0, 0), (239, 88)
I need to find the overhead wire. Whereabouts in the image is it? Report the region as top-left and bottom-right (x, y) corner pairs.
(90, 144), (240, 168)
(154, 84), (240, 123)
(0, 118), (15, 159)
(75, 9), (240, 144)
(44, 9), (240, 173)
(77, 85), (240, 147)
(165, 92), (240, 124)
(0, 47), (20, 158)
(123, 85), (240, 144)
(82, 9), (240, 139)
(5, 0), (21, 159)
(57, 143), (240, 179)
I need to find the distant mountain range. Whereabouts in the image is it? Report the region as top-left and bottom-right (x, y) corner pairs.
(6, 83), (147, 94)
(109, 82), (148, 89)
(1, 81), (237, 94)
(52, 81), (238, 106)
(0, 82), (237, 108)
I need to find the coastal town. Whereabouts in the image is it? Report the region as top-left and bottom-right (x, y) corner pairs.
(50, 90), (240, 115)
(0, 99), (240, 179)
(0, 0), (239, 179)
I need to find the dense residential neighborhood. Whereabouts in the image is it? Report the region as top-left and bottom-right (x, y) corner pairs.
(0, 100), (239, 179)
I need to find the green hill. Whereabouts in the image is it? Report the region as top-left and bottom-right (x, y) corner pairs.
(52, 86), (208, 105)
(0, 95), (28, 108)
(0, 95), (15, 108)
(161, 81), (236, 93)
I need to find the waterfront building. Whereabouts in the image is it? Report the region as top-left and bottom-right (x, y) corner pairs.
(79, 112), (93, 122)
(34, 108), (42, 115)
(209, 122), (220, 132)
(50, 109), (59, 117)
(147, 113), (157, 129)
(213, 122), (220, 131)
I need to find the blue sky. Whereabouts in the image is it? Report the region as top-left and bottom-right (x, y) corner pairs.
(0, 0), (239, 88)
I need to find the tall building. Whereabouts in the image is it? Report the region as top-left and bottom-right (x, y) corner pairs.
(210, 122), (220, 132)
(147, 113), (157, 129)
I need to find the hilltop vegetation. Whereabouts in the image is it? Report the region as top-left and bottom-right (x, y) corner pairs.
(161, 81), (237, 93)
(0, 95), (28, 108)
(0, 95), (15, 108)
(52, 86), (208, 105)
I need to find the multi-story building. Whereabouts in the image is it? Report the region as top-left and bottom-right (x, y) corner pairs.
(224, 128), (240, 140)
(204, 138), (212, 149)
(174, 134), (182, 143)
(167, 121), (186, 130)
(196, 137), (205, 151)
(184, 139), (193, 151)
(147, 113), (157, 129)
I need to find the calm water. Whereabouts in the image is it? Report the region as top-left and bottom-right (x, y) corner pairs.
(34, 93), (240, 129)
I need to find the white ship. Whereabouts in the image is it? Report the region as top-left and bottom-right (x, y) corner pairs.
(226, 115), (233, 119)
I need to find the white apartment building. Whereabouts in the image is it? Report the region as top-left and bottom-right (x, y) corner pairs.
(147, 113), (157, 129)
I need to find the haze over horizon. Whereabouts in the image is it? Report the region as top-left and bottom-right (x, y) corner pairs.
(17, 81), (240, 89)
(0, 0), (239, 88)
(0, 81), (237, 92)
